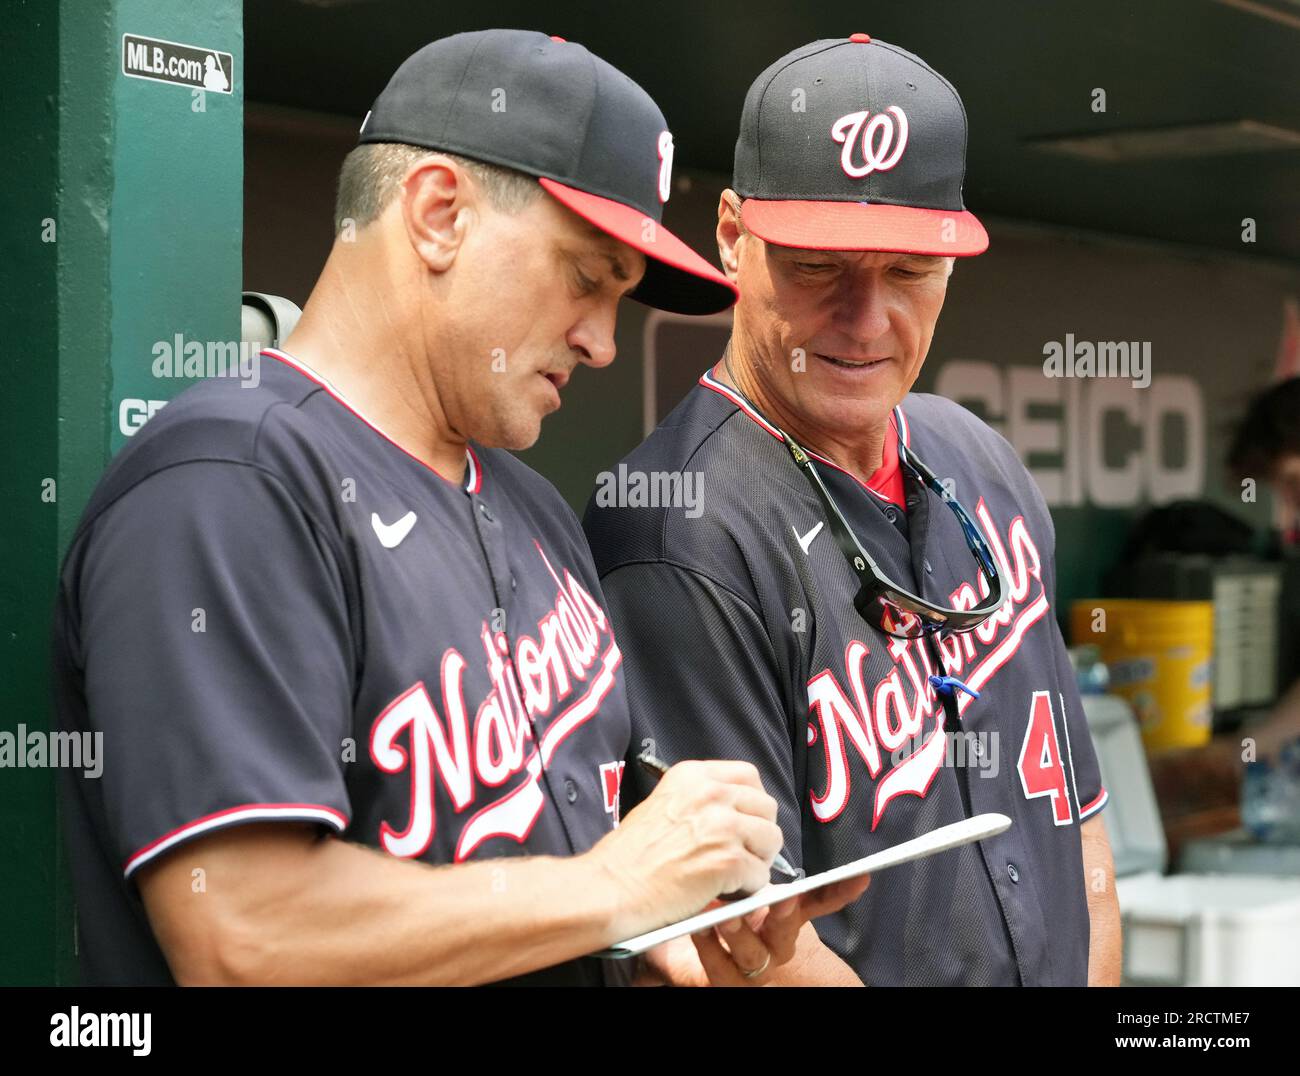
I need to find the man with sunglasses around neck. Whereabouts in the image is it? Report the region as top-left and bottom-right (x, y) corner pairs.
(584, 34), (1121, 986)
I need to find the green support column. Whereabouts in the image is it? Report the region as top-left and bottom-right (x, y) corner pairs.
(1, 0), (243, 984)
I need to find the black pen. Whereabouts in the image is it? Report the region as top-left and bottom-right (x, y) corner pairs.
(636, 750), (804, 885)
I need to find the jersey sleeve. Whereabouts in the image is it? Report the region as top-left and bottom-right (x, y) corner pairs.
(67, 461), (355, 882)
(1050, 614), (1110, 821)
(599, 560), (806, 869)
(1035, 501), (1109, 822)
(1006, 438), (1109, 825)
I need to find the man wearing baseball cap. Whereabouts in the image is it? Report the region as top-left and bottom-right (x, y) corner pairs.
(54, 29), (867, 987)
(585, 35), (1121, 985)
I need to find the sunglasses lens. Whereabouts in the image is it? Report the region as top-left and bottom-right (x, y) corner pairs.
(857, 588), (929, 639)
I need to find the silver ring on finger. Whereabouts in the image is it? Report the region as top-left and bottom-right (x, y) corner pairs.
(741, 952), (771, 980)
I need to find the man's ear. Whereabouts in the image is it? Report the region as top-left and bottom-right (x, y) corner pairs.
(716, 189), (744, 280)
(399, 156), (473, 273)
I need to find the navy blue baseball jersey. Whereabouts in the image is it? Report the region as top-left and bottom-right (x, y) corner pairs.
(53, 348), (632, 986)
(583, 367), (1109, 987)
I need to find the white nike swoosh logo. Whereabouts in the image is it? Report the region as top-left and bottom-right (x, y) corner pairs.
(371, 510), (418, 549)
(794, 521), (824, 554)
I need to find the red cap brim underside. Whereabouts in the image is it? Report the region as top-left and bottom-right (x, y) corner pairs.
(540, 177), (738, 315)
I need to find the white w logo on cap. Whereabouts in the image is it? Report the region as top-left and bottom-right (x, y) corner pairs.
(657, 130), (675, 204)
(831, 106), (909, 178)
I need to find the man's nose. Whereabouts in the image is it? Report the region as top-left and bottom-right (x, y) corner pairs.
(831, 271), (893, 343)
(568, 305), (618, 369)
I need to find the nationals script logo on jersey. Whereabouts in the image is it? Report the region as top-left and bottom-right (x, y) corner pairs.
(806, 498), (1048, 829)
(831, 106), (909, 178)
(369, 543), (621, 861)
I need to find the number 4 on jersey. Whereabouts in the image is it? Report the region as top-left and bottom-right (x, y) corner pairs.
(1016, 691), (1074, 825)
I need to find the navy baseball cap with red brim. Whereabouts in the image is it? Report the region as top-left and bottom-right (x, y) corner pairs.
(734, 34), (988, 257)
(359, 29), (738, 315)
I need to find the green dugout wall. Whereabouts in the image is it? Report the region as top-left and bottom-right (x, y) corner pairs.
(2, 0), (242, 984)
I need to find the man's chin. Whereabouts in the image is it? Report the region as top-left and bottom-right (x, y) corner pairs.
(801, 386), (901, 431)
(471, 413), (545, 452)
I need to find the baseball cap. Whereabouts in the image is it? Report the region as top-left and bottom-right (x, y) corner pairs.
(359, 28), (737, 315)
(733, 33), (988, 256)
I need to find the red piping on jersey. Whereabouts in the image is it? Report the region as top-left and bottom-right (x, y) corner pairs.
(699, 369), (907, 506)
(894, 402), (912, 447)
(1079, 787), (1108, 818)
(123, 802), (348, 879)
(262, 348), (482, 494)
(465, 444), (483, 494)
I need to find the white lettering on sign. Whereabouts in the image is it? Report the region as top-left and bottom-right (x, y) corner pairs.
(119, 398), (168, 437)
(934, 361), (1204, 507)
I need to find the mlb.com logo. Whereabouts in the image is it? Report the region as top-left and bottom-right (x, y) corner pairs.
(121, 33), (233, 94)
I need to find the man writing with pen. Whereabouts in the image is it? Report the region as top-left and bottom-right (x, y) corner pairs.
(52, 30), (869, 989)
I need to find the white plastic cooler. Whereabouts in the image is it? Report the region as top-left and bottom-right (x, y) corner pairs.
(1083, 695), (1300, 986)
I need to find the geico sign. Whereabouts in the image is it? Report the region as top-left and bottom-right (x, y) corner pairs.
(119, 398), (168, 436)
(933, 362), (1204, 508)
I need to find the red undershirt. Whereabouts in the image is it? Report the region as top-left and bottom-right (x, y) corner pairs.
(865, 415), (905, 508)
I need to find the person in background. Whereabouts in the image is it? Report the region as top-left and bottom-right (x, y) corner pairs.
(1229, 377), (1300, 549)
(1226, 376), (1300, 756)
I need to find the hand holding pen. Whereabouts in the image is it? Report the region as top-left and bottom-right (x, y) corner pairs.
(637, 750), (804, 898)
(590, 750), (867, 984)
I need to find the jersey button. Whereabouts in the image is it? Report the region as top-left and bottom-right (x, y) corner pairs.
(478, 503), (495, 523)
(1006, 863), (1020, 884)
(884, 507), (899, 523)
(924, 559), (933, 574)
(564, 779), (579, 804)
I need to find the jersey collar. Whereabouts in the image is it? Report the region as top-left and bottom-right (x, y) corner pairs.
(262, 348), (482, 494)
(698, 369), (908, 506)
